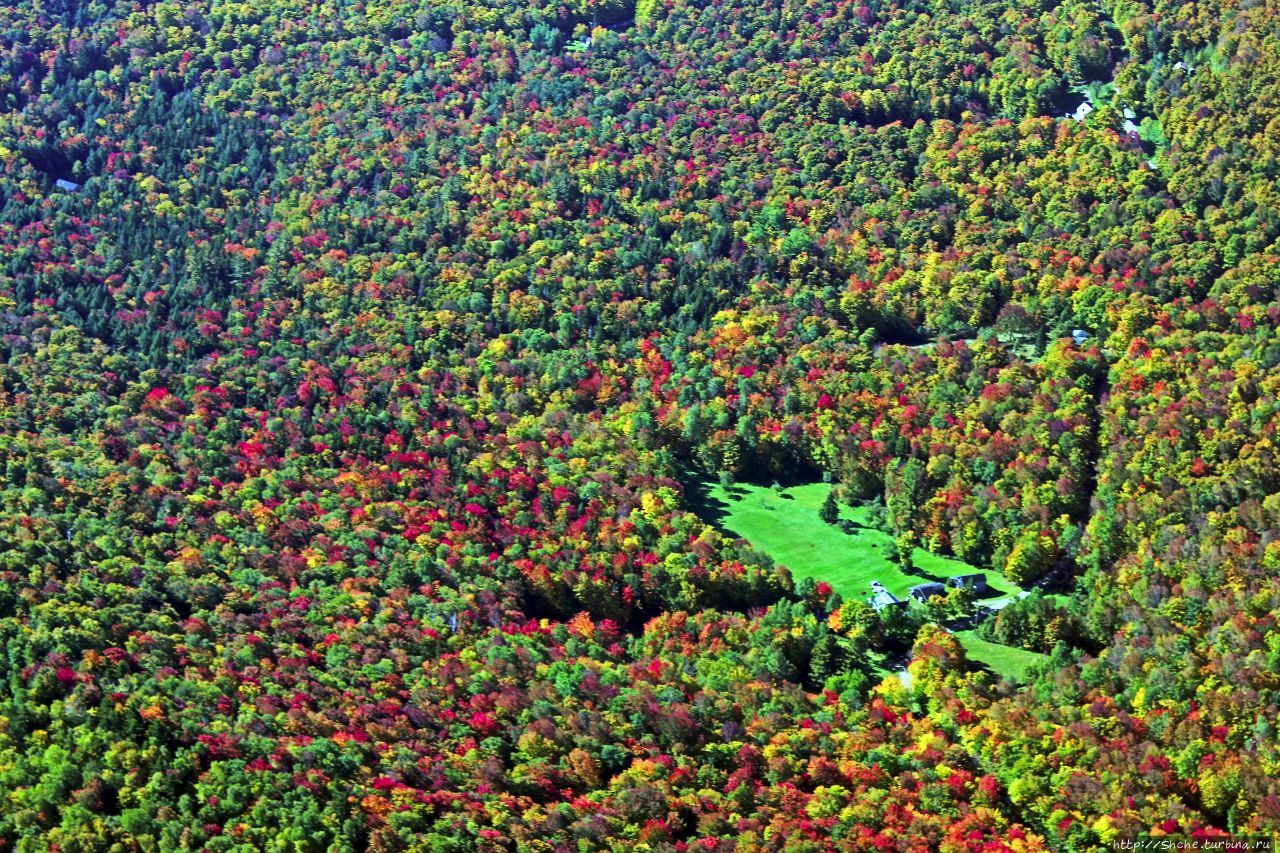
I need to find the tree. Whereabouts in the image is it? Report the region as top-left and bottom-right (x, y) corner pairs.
(808, 633), (847, 686)
(820, 489), (839, 525)
(885, 458), (925, 540)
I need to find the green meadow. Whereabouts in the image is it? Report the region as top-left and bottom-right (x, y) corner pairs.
(686, 479), (1021, 602)
(686, 478), (1049, 681)
(953, 630), (1050, 682)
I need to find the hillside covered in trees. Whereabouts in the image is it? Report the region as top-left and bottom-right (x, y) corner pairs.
(3, 0), (1280, 849)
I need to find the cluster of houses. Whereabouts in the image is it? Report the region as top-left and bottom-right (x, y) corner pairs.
(867, 573), (989, 611)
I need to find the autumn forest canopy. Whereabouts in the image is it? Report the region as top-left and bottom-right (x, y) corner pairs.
(2, 0), (1280, 849)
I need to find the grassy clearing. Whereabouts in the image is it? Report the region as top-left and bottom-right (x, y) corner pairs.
(685, 478), (1045, 683)
(954, 630), (1050, 682)
(686, 479), (1021, 603)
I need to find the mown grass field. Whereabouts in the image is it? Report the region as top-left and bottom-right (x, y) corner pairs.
(686, 479), (1021, 602)
(953, 630), (1050, 682)
(686, 478), (1049, 681)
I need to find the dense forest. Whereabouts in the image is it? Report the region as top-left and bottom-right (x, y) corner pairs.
(2, 0), (1280, 849)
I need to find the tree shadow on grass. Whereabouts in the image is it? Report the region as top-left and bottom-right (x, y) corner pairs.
(905, 564), (950, 586)
(965, 658), (1002, 683)
(683, 476), (735, 536)
(838, 519), (876, 535)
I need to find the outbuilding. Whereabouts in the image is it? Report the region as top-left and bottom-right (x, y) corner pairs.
(908, 582), (947, 602)
(869, 588), (905, 610)
(946, 573), (989, 595)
